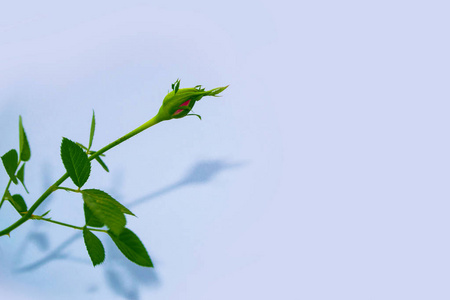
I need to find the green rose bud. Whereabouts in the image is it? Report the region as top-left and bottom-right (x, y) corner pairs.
(156, 79), (228, 121)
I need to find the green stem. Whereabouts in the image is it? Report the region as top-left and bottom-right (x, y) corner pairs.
(0, 159), (22, 209)
(88, 115), (162, 161)
(36, 217), (107, 233)
(57, 187), (80, 193)
(0, 173), (70, 237)
(0, 179), (12, 209)
(0, 114), (163, 237)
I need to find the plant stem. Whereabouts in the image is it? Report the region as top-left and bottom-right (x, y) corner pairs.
(0, 179), (12, 209)
(56, 187), (80, 193)
(0, 173), (70, 237)
(88, 115), (162, 161)
(0, 115), (163, 237)
(0, 159), (22, 209)
(36, 217), (108, 233)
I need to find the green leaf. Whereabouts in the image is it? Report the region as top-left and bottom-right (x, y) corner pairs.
(40, 210), (51, 218)
(84, 189), (134, 216)
(76, 142), (88, 151)
(83, 227), (105, 266)
(9, 194), (27, 213)
(108, 228), (153, 267)
(84, 203), (104, 228)
(175, 79), (180, 94)
(60, 138), (91, 188)
(187, 113), (202, 120)
(19, 116), (31, 161)
(82, 189), (132, 235)
(94, 156), (109, 172)
(16, 164), (29, 193)
(88, 110), (95, 150)
(2, 149), (18, 184)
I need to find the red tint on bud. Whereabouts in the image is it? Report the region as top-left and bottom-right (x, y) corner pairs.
(174, 100), (191, 115)
(156, 81), (228, 121)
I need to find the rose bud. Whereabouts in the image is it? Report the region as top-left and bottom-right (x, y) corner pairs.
(156, 79), (229, 121)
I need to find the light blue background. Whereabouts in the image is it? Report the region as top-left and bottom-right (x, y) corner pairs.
(0, 1), (449, 299)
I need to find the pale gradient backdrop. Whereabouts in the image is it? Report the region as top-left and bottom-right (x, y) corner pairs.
(0, 1), (449, 299)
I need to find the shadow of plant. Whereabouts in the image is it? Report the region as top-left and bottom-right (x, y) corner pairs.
(12, 159), (244, 300)
(127, 159), (244, 208)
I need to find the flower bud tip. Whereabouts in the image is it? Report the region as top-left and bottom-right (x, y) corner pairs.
(156, 80), (228, 121)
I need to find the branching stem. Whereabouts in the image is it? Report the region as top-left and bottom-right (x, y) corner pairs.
(33, 216), (108, 233)
(0, 179), (12, 209)
(57, 187), (80, 193)
(0, 115), (162, 237)
(0, 159), (22, 209)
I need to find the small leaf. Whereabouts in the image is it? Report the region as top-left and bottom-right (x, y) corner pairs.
(76, 142), (88, 151)
(187, 113), (202, 120)
(2, 149), (18, 184)
(82, 189), (130, 235)
(108, 228), (153, 267)
(95, 156), (109, 172)
(172, 78), (180, 94)
(16, 164), (29, 193)
(40, 210), (51, 218)
(83, 227), (105, 266)
(84, 203), (104, 228)
(175, 79), (180, 94)
(9, 194), (27, 213)
(61, 138), (91, 188)
(88, 110), (95, 150)
(19, 116), (31, 161)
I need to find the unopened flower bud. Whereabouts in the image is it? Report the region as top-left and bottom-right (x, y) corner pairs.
(156, 79), (228, 121)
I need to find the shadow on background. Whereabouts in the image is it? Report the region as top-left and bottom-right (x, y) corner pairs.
(127, 159), (245, 208)
(15, 163), (56, 270)
(12, 159), (245, 300)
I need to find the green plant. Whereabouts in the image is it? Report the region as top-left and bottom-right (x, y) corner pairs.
(0, 80), (228, 267)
